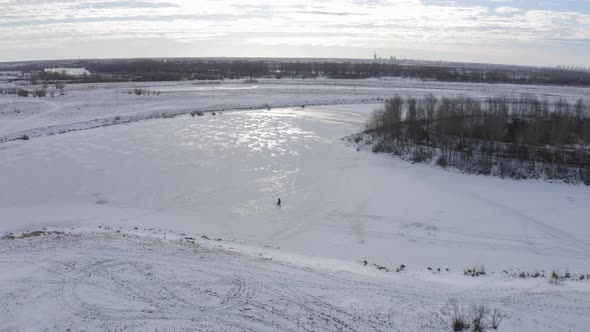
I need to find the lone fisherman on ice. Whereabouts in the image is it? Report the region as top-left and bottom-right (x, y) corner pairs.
(277, 198), (281, 207)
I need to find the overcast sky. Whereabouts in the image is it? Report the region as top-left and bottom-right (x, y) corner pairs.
(1, 0), (589, 66)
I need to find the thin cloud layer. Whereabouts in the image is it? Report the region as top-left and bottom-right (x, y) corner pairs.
(1, 0), (589, 65)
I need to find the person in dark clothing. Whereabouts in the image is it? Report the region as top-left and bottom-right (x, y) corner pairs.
(277, 198), (281, 207)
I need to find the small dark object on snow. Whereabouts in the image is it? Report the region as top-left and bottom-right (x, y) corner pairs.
(277, 198), (281, 206)
(373, 264), (390, 272)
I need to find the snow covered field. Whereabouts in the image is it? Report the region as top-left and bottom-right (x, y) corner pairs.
(2, 228), (589, 332)
(1, 79), (590, 331)
(2, 77), (589, 141)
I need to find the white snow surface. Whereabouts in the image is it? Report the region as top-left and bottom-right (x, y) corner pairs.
(44, 68), (90, 76)
(1, 78), (589, 331)
(1, 77), (589, 140)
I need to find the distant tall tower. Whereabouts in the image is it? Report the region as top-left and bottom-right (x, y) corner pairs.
(373, 52), (377, 60)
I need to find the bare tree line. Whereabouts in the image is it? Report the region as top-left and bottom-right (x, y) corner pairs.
(6, 59), (590, 86)
(1, 83), (65, 97)
(364, 95), (590, 184)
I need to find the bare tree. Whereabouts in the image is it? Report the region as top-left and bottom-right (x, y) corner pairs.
(365, 94), (590, 183)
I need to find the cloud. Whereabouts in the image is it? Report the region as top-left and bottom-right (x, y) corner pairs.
(0, 0), (589, 65)
(495, 6), (521, 14)
(75, 1), (178, 9)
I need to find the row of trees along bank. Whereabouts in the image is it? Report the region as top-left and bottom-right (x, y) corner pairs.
(363, 95), (590, 184)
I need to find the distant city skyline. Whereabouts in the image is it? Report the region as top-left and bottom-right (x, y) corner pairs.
(1, 0), (589, 67)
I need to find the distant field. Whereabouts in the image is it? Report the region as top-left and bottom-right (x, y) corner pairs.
(1, 78), (589, 140)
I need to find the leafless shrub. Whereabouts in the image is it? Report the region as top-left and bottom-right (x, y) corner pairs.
(490, 308), (508, 330)
(464, 265), (486, 277)
(1, 234), (16, 240)
(443, 300), (509, 332)
(550, 270), (560, 285)
(470, 304), (488, 332)
(443, 300), (469, 332)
